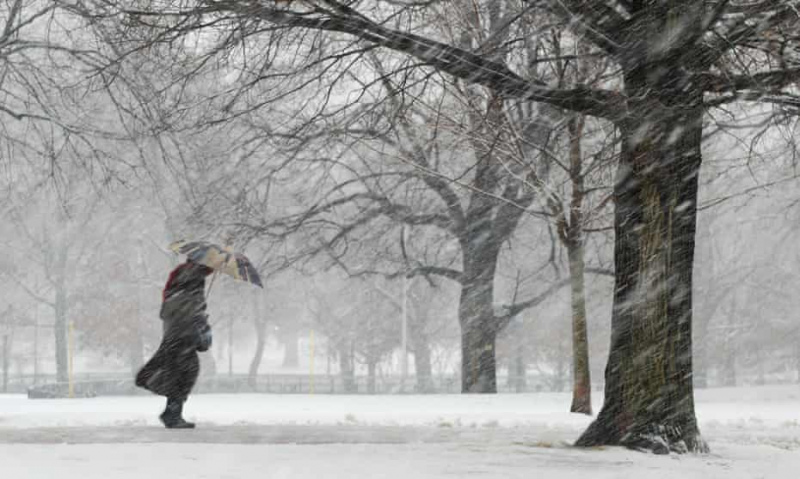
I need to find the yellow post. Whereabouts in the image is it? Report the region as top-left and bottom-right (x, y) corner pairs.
(309, 329), (315, 394)
(67, 320), (75, 398)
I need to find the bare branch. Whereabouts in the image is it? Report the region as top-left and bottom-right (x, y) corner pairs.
(121, 1), (627, 119)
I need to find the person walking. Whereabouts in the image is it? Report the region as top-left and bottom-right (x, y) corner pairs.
(135, 259), (214, 429)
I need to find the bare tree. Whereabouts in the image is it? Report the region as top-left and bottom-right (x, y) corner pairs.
(309, 274), (401, 393)
(78, 0), (800, 452)
(71, 201), (170, 376)
(77, 0), (607, 398)
(519, 34), (617, 414)
(0, 1), (158, 384)
(0, 306), (29, 392)
(2, 182), (107, 384)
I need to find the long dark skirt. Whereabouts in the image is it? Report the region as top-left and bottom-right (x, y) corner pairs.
(135, 337), (199, 400)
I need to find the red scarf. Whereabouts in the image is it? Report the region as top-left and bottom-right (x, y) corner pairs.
(162, 262), (214, 301)
(162, 263), (191, 302)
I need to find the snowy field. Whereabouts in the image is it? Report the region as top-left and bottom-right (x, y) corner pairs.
(1, 386), (799, 478)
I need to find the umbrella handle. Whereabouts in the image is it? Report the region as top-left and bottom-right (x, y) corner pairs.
(206, 270), (219, 300)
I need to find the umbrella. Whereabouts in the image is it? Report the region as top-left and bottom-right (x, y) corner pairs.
(169, 240), (263, 288)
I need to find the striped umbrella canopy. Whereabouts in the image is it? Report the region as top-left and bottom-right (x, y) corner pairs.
(169, 240), (263, 288)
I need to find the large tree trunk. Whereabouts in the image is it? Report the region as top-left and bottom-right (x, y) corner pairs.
(458, 250), (500, 393)
(576, 71), (706, 452)
(460, 321), (496, 393)
(455, 89), (526, 394)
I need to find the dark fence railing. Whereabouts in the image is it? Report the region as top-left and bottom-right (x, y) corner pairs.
(17, 373), (550, 398)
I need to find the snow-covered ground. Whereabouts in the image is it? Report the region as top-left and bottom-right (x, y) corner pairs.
(1, 386), (798, 478)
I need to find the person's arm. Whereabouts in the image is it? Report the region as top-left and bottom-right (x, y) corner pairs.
(193, 306), (213, 352)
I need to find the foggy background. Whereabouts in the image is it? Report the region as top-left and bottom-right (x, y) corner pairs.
(2, 138), (797, 394)
(0, 1), (798, 399)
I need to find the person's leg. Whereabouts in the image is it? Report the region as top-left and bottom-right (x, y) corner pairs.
(159, 396), (195, 429)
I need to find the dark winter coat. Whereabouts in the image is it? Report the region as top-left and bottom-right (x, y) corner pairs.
(135, 262), (213, 400)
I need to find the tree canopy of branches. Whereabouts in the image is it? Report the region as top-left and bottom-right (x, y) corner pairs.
(73, 0), (800, 453)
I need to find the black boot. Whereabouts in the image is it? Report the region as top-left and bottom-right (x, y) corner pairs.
(159, 397), (195, 429)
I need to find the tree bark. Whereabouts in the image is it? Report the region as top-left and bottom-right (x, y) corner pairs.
(458, 249), (500, 393)
(574, 2), (711, 452)
(576, 62), (706, 452)
(454, 90), (530, 394)
(566, 114), (592, 415)
(568, 238), (591, 414)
